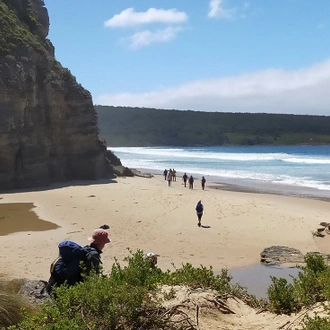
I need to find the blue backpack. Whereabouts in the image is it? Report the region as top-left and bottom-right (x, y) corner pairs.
(49, 240), (99, 288)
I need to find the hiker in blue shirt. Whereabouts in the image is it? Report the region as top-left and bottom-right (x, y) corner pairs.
(195, 200), (204, 227)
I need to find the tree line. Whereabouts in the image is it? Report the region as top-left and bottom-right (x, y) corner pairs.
(95, 105), (330, 147)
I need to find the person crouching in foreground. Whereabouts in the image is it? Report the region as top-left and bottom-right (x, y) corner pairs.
(86, 228), (111, 273)
(45, 228), (111, 295)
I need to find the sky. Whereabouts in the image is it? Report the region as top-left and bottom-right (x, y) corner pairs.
(44, 0), (330, 115)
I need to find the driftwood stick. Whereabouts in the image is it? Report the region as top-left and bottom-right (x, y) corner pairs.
(161, 304), (186, 318)
(189, 299), (200, 330)
(277, 320), (290, 329)
(256, 307), (268, 314)
(285, 305), (322, 329)
(205, 297), (235, 314)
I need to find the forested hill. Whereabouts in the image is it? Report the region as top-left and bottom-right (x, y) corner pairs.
(95, 105), (330, 147)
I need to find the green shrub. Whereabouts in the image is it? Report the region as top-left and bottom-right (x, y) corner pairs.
(292, 269), (324, 306)
(292, 254), (329, 307)
(9, 249), (263, 329)
(300, 313), (330, 330)
(165, 263), (232, 292)
(305, 253), (328, 274)
(319, 271), (330, 301)
(267, 254), (330, 315)
(267, 276), (296, 314)
(9, 275), (169, 330)
(110, 249), (164, 289)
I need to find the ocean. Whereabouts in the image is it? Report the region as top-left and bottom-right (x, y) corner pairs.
(109, 145), (330, 199)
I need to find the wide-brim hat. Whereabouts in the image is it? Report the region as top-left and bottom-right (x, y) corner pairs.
(88, 229), (111, 245)
(146, 252), (160, 258)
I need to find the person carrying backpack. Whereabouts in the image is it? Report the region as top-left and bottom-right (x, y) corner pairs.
(44, 228), (111, 294)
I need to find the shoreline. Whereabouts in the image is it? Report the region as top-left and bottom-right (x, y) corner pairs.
(1, 174), (330, 282)
(133, 167), (330, 202)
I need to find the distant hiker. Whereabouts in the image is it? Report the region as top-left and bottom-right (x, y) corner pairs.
(201, 176), (206, 190)
(172, 169), (177, 181)
(167, 171), (173, 186)
(195, 200), (204, 227)
(183, 173), (188, 187)
(163, 169), (168, 180)
(45, 228), (111, 294)
(146, 252), (160, 269)
(189, 175), (194, 189)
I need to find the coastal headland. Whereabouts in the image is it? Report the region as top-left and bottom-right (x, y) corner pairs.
(1, 174), (330, 283)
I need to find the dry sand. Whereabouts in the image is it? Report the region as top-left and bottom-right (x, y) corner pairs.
(2, 174), (330, 329)
(1, 174), (330, 282)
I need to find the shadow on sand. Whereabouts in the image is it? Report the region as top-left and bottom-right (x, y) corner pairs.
(0, 178), (118, 195)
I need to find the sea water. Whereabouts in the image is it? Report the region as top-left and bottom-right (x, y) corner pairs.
(229, 264), (301, 299)
(109, 145), (330, 199)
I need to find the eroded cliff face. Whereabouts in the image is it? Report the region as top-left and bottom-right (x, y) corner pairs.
(0, 0), (110, 189)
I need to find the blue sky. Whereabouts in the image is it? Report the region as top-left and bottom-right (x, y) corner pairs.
(44, 0), (330, 115)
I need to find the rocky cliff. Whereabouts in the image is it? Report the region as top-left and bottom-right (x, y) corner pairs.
(0, 0), (111, 189)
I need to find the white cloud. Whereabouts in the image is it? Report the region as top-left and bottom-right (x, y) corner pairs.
(208, 0), (236, 19)
(105, 7), (187, 28)
(94, 59), (330, 115)
(128, 26), (182, 49)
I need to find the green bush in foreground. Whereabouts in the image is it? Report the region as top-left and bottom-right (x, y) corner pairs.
(8, 249), (261, 330)
(267, 253), (330, 325)
(7, 252), (330, 329)
(300, 313), (330, 330)
(267, 276), (296, 314)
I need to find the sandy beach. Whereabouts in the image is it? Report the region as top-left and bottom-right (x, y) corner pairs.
(1, 174), (330, 282)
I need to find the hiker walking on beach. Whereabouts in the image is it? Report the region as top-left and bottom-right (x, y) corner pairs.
(195, 200), (204, 227)
(183, 173), (188, 187)
(45, 228), (111, 294)
(172, 169), (177, 181)
(167, 171), (173, 186)
(163, 169), (168, 180)
(201, 176), (206, 190)
(188, 175), (194, 189)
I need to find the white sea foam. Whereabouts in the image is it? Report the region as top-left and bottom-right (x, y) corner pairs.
(111, 147), (330, 164)
(108, 146), (330, 194)
(283, 157), (330, 164)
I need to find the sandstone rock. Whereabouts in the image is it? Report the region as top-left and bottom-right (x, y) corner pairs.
(130, 168), (154, 178)
(106, 150), (122, 166)
(260, 246), (305, 266)
(112, 165), (134, 177)
(0, 0), (113, 189)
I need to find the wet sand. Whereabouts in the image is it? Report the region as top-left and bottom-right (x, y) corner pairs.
(0, 174), (330, 282)
(0, 203), (59, 236)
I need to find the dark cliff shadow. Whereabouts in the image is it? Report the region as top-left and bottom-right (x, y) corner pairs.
(0, 178), (118, 194)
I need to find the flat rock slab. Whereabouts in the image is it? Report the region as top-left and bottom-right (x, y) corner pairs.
(18, 279), (51, 305)
(260, 246), (305, 266)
